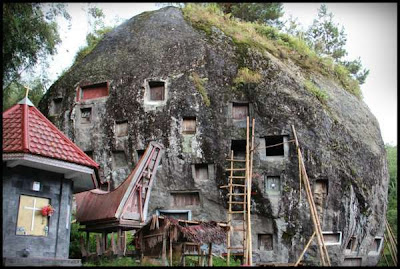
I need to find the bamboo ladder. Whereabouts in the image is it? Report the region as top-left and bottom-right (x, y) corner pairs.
(291, 125), (331, 267)
(220, 117), (255, 266)
(382, 218), (397, 266)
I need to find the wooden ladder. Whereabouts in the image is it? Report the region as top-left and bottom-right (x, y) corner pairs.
(291, 125), (331, 266)
(221, 117), (255, 266)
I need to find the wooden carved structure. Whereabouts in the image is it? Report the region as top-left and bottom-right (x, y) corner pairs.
(75, 142), (164, 257)
(135, 215), (229, 266)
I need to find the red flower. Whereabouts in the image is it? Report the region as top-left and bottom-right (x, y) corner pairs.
(41, 205), (55, 216)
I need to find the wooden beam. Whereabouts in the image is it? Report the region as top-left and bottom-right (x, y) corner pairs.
(162, 231), (167, 266)
(208, 243), (213, 266)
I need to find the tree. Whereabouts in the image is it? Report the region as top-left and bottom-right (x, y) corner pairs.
(3, 78), (47, 111)
(218, 3), (284, 27)
(306, 4), (347, 61)
(73, 6), (114, 64)
(341, 58), (370, 85)
(2, 3), (70, 88)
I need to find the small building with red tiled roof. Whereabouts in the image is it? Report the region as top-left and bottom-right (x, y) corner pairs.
(2, 97), (101, 266)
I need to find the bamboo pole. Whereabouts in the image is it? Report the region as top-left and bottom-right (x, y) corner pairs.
(291, 125), (330, 266)
(208, 243), (213, 266)
(169, 234), (173, 266)
(246, 118), (255, 266)
(295, 231), (316, 266)
(162, 231), (167, 265)
(227, 150), (234, 266)
(245, 116), (251, 265)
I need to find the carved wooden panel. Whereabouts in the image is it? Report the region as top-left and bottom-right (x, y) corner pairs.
(171, 192), (200, 206)
(232, 103), (248, 120)
(182, 118), (196, 134)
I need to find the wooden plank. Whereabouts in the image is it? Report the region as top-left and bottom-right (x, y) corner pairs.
(226, 159), (246, 162)
(226, 168), (247, 171)
(162, 232), (167, 265)
(80, 235), (88, 257)
(208, 243), (213, 266)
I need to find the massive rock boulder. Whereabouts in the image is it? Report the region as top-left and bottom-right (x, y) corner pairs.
(39, 7), (388, 266)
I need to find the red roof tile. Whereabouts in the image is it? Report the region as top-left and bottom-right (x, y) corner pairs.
(3, 99), (99, 169)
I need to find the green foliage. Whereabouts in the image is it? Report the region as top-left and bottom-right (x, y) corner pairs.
(69, 221), (96, 258)
(182, 4), (363, 99)
(341, 57), (370, 85)
(378, 144), (397, 266)
(234, 67), (262, 86)
(83, 257), (138, 267)
(69, 219), (136, 259)
(190, 72), (210, 107)
(74, 26), (114, 64)
(385, 144), (397, 235)
(213, 256), (241, 266)
(2, 3), (70, 88)
(303, 79), (329, 104)
(3, 78), (47, 111)
(306, 4), (347, 61)
(333, 64), (362, 98)
(218, 3), (284, 28)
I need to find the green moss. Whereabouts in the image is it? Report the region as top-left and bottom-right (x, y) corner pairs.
(303, 79), (329, 105)
(190, 72), (210, 106)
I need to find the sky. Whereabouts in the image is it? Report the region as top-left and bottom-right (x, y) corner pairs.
(32, 3), (397, 145)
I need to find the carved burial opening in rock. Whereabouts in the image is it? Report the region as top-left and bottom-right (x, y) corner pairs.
(322, 231), (342, 245)
(194, 164), (209, 180)
(79, 82), (108, 101)
(232, 102), (249, 120)
(314, 179), (328, 215)
(182, 117), (196, 134)
(112, 151), (128, 168)
(231, 140), (247, 160)
(149, 81), (165, 101)
(50, 97), (63, 115)
(265, 135), (284, 156)
(170, 191), (200, 206)
(115, 120), (128, 137)
(264, 176), (281, 195)
(258, 234), (273, 251)
(345, 236), (357, 253)
(370, 237), (383, 253)
(80, 107), (92, 124)
(157, 210), (191, 220)
(343, 257), (362, 266)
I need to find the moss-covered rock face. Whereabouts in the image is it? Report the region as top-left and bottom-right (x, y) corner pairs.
(39, 7), (388, 266)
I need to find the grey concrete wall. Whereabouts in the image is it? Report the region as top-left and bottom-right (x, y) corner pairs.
(2, 164), (73, 259)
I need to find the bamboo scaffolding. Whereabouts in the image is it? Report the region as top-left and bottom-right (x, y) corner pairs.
(291, 125), (331, 266)
(224, 117), (255, 266)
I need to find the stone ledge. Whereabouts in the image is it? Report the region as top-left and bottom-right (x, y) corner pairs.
(3, 257), (81, 267)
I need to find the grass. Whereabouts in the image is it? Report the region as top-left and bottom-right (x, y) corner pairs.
(303, 79), (329, 105)
(182, 3), (362, 99)
(190, 72), (210, 106)
(233, 67), (262, 86)
(83, 257), (138, 267)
